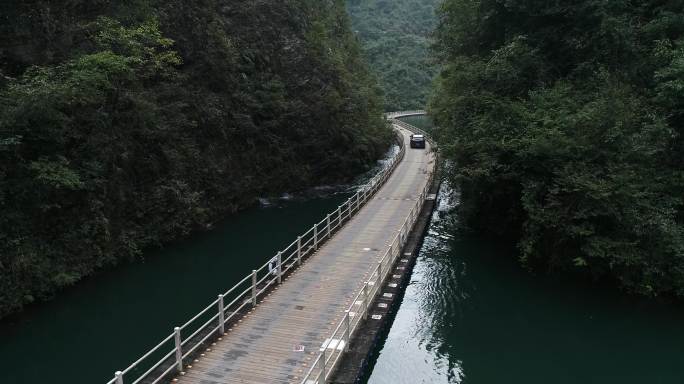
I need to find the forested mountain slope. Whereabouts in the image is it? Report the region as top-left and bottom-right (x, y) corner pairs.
(0, 0), (390, 318)
(347, 0), (439, 110)
(431, 1), (684, 297)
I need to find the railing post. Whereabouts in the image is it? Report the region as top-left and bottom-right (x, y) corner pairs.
(297, 236), (302, 265)
(337, 206), (342, 225)
(377, 262), (382, 289)
(314, 224), (318, 250)
(319, 347), (327, 384)
(344, 310), (351, 352)
(362, 283), (369, 320)
(356, 192), (360, 211)
(366, 280), (373, 313)
(326, 213), (331, 238)
(251, 269), (257, 306)
(115, 371), (124, 384)
(218, 294), (225, 334)
(174, 327), (183, 372)
(277, 251), (282, 284)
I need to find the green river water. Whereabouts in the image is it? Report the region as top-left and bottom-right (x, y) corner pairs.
(2, 116), (684, 383)
(366, 184), (684, 383)
(365, 117), (684, 384)
(0, 193), (348, 384)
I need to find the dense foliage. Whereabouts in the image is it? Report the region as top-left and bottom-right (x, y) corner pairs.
(431, 0), (684, 296)
(0, 0), (390, 318)
(347, 0), (439, 110)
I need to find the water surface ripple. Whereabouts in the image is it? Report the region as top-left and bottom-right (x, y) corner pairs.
(367, 185), (684, 384)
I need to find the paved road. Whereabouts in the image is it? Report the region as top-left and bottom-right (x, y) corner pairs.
(179, 126), (434, 384)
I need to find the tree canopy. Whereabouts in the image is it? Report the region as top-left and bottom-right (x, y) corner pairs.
(0, 0), (390, 318)
(347, 0), (440, 110)
(431, 0), (684, 297)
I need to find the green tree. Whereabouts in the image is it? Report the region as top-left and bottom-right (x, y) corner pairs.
(0, 1), (390, 318)
(347, 0), (440, 110)
(430, 0), (684, 297)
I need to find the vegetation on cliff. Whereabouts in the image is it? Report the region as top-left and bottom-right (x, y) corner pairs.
(347, 0), (439, 110)
(0, 0), (390, 318)
(431, 0), (684, 297)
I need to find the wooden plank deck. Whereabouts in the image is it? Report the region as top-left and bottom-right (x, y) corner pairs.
(178, 126), (434, 384)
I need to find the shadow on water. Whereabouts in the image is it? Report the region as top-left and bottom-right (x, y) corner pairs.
(366, 182), (684, 384)
(0, 193), (349, 384)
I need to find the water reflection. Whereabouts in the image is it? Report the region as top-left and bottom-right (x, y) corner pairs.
(367, 183), (684, 384)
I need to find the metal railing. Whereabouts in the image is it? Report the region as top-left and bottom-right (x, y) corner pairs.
(105, 126), (409, 384)
(391, 118), (435, 147)
(299, 115), (435, 384)
(384, 110), (427, 119)
(386, 110), (433, 145)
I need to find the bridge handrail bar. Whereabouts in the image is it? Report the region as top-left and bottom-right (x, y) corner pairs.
(107, 123), (408, 384)
(384, 110), (433, 146)
(391, 118), (435, 148)
(299, 114), (435, 384)
(384, 110), (426, 119)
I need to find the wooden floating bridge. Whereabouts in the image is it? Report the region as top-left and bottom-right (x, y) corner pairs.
(108, 111), (434, 384)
